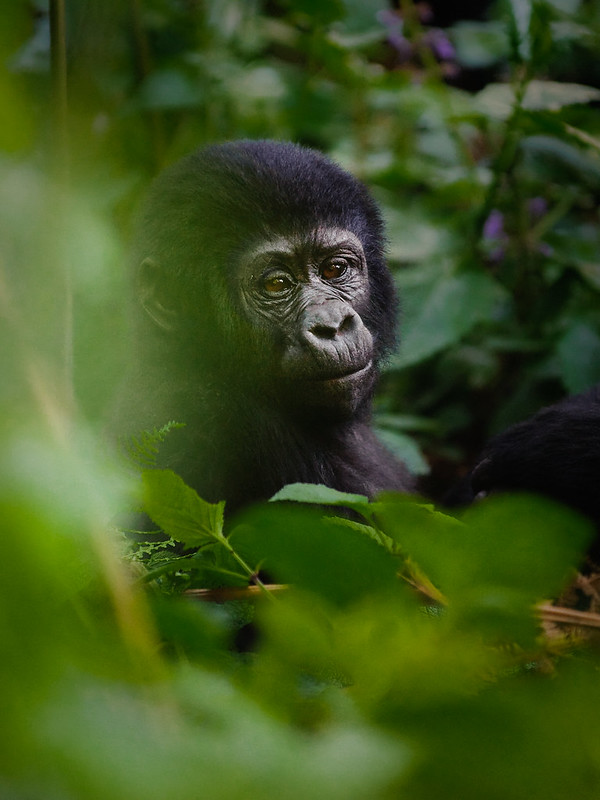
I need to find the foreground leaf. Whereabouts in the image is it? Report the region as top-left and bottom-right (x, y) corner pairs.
(142, 470), (225, 548)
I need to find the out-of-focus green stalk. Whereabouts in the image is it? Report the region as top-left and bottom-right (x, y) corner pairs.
(49, 0), (74, 412)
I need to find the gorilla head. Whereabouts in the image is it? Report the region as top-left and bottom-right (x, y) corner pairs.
(113, 140), (410, 507)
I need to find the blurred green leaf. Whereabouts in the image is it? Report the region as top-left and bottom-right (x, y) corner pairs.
(142, 469), (225, 547)
(556, 322), (600, 393)
(232, 504), (398, 605)
(376, 493), (591, 640)
(391, 271), (508, 369)
(522, 134), (600, 188)
(475, 80), (600, 120)
(451, 22), (509, 68)
(374, 427), (430, 476)
(270, 482), (369, 507)
(137, 69), (203, 110)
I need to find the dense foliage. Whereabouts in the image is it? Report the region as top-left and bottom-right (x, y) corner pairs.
(2, 0), (600, 797)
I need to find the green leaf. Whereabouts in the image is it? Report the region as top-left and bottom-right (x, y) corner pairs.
(522, 135), (600, 188)
(232, 504), (399, 606)
(270, 482), (369, 507)
(137, 69), (203, 110)
(142, 470), (225, 548)
(374, 428), (430, 476)
(475, 80), (600, 121)
(450, 22), (509, 69)
(377, 494), (592, 641)
(120, 422), (185, 469)
(523, 80), (600, 111)
(390, 271), (508, 369)
(556, 322), (600, 394)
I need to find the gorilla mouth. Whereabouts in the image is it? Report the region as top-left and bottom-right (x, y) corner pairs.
(312, 360), (373, 384)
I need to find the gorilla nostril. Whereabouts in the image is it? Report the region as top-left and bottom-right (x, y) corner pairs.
(309, 312), (356, 340)
(339, 313), (356, 333)
(310, 323), (338, 340)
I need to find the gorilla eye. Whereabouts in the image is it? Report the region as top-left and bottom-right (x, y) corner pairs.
(261, 273), (294, 295)
(320, 259), (348, 281)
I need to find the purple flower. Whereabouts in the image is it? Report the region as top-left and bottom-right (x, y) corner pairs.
(388, 31), (412, 58)
(483, 209), (505, 241)
(425, 30), (456, 61)
(482, 210), (507, 262)
(528, 197), (547, 220)
(376, 9), (412, 59)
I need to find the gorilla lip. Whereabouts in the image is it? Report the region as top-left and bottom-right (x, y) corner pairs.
(313, 360), (373, 385)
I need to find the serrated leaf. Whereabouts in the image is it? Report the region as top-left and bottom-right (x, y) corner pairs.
(142, 470), (224, 548)
(326, 514), (398, 554)
(523, 80), (600, 111)
(232, 504), (398, 605)
(475, 80), (600, 120)
(270, 482), (369, 507)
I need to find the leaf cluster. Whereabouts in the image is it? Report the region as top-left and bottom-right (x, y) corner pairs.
(3, 438), (600, 800)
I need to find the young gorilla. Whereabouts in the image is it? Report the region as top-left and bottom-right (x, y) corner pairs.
(111, 140), (412, 509)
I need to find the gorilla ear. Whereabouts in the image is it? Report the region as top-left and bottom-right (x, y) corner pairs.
(137, 258), (179, 331)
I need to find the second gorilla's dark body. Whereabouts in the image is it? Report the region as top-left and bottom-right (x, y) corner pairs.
(111, 140), (412, 509)
(448, 383), (600, 550)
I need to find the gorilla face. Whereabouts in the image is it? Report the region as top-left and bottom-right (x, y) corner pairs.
(237, 226), (375, 418)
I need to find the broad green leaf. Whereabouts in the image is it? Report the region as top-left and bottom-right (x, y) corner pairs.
(374, 428), (430, 476)
(523, 80), (600, 110)
(390, 271), (508, 369)
(270, 482), (369, 507)
(142, 470), (225, 548)
(451, 22), (509, 68)
(383, 206), (448, 263)
(522, 135), (600, 187)
(556, 322), (600, 393)
(231, 504), (398, 606)
(137, 69), (203, 110)
(376, 494), (592, 641)
(270, 481), (379, 527)
(341, 0), (390, 35)
(475, 80), (600, 120)
(382, 494), (590, 598)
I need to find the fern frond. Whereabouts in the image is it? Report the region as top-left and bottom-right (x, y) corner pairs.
(120, 421), (185, 468)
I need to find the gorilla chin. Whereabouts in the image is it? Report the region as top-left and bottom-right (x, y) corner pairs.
(288, 361), (376, 421)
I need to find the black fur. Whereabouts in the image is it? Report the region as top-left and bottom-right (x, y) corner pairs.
(110, 140), (411, 510)
(447, 384), (600, 557)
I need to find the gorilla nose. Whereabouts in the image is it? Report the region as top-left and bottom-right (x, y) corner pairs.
(306, 305), (357, 340)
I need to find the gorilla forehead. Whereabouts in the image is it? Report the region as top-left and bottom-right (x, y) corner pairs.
(135, 140), (384, 268)
(242, 226), (366, 271)
(193, 140), (378, 233)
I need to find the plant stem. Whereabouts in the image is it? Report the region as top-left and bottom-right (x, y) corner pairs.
(217, 535), (275, 599)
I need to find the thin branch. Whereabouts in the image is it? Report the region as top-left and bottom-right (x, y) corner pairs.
(537, 603), (600, 630)
(186, 584), (287, 602)
(49, 0), (74, 407)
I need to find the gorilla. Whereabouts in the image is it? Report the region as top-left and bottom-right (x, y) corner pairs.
(447, 383), (600, 557)
(112, 138), (600, 550)
(110, 139), (412, 510)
